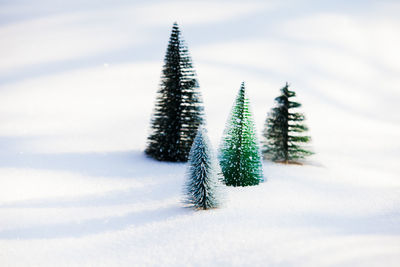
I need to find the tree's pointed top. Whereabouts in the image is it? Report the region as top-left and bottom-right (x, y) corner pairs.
(170, 22), (180, 36)
(168, 22), (181, 47)
(193, 126), (210, 147)
(280, 82), (291, 96)
(195, 126), (204, 138)
(239, 81), (246, 94)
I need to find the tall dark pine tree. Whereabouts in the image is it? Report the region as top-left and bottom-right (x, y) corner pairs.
(219, 82), (264, 186)
(145, 23), (204, 162)
(184, 127), (222, 210)
(262, 82), (313, 163)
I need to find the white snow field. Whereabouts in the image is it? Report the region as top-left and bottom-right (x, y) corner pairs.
(1, 0), (400, 266)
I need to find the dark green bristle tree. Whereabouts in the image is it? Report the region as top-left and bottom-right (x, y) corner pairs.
(145, 23), (204, 162)
(219, 82), (264, 186)
(184, 127), (222, 210)
(262, 82), (313, 163)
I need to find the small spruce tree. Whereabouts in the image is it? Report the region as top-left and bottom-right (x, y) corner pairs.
(184, 127), (222, 210)
(219, 82), (264, 186)
(262, 82), (313, 163)
(145, 23), (204, 162)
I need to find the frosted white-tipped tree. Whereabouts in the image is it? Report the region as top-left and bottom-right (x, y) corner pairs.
(184, 127), (222, 210)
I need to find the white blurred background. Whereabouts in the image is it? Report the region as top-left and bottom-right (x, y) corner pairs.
(0, 0), (399, 156)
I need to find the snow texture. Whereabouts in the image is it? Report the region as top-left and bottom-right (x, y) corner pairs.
(1, 0), (400, 266)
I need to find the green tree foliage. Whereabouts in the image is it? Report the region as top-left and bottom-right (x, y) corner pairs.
(184, 128), (222, 210)
(262, 82), (313, 163)
(219, 82), (264, 186)
(145, 23), (204, 162)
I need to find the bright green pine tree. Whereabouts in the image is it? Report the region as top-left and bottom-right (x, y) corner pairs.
(262, 82), (313, 163)
(219, 82), (264, 186)
(145, 23), (204, 162)
(184, 127), (222, 210)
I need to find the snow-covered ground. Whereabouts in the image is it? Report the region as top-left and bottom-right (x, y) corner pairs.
(1, 0), (400, 266)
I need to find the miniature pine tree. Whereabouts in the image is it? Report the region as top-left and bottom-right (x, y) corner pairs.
(184, 127), (222, 210)
(145, 23), (204, 162)
(219, 82), (264, 186)
(262, 82), (313, 163)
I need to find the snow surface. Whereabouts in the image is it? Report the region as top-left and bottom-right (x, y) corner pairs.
(1, 0), (400, 266)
